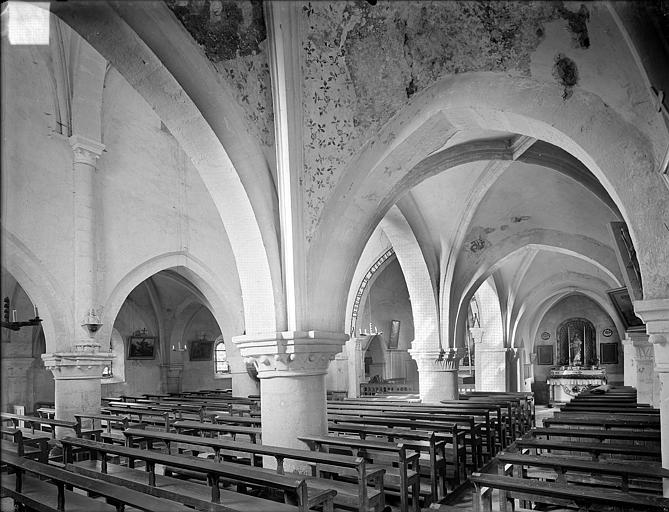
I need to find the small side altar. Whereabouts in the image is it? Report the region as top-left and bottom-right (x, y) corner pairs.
(547, 366), (607, 403)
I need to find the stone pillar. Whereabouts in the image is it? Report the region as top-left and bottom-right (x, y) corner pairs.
(42, 352), (109, 436)
(622, 332), (655, 405)
(410, 349), (460, 404)
(471, 327), (507, 392)
(234, 331), (346, 471)
(475, 346), (508, 391)
(345, 338), (364, 398)
(634, 298), (669, 496)
(69, 135), (105, 351)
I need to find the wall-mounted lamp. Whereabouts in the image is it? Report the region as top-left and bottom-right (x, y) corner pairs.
(2, 297), (42, 332)
(81, 308), (103, 334)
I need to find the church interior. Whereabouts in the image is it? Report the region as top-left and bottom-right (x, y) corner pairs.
(1, 1), (669, 510)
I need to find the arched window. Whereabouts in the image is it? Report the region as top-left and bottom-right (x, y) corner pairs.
(215, 337), (229, 374)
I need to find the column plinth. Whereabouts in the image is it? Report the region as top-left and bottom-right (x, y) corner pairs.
(234, 330), (347, 471)
(409, 348), (461, 404)
(42, 351), (110, 437)
(634, 298), (669, 496)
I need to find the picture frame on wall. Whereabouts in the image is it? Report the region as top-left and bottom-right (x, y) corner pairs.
(127, 330), (157, 359)
(600, 342), (618, 365)
(189, 339), (214, 361)
(606, 287), (645, 331)
(536, 345), (554, 365)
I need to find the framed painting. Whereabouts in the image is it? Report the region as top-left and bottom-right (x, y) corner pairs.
(536, 345), (554, 365)
(189, 339), (214, 361)
(607, 287), (645, 331)
(600, 342), (618, 365)
(388, 320), (400, 349)
(127, 331), (157, 359)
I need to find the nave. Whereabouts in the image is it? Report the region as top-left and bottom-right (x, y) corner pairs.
(2, 1), (669, 511)
(2, 385), (666, 512)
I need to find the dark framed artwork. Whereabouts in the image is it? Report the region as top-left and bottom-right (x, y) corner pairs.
(388, 320), (401, 349)
(536, 345), (554, 365)
(189, 339), (214, 361)
(600, 342), (618, 365)
(127, 331), (157, 359)
(607, 287), (645, 331)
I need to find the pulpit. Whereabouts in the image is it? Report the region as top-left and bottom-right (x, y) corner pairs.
(548, 367), (607, 403)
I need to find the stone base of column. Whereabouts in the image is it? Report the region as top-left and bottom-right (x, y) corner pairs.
(411, 349), (460, 404)
(42, 351), (110, 437)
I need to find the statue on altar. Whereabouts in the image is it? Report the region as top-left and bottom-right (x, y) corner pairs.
(569, 332), (583, 366)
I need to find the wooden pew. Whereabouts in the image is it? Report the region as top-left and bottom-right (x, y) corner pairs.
(172, 419), (261, 443)
(498, 452), (669, 494)
(101, 406), (172, 431)
(74, 413), (137, 444)
(328, 414), (466, 472)
(119, 430), (384, 512)
(1, 450), (185, 512)
(460, 395), (531, 440)
(514, 437), (661, 462)
(60, 437), (337, 512)
(0, 412), (101, 454)
(470, 472), (669, 512)
(329, 409), (484, 471)
(105, 401), (208, 422)
(530, 426), (661, 446)
(299, 434), (420, 512)
(544, 413), (661, 431)
(329, 401), (499, 460)
(1, 428), (48, 462)
(560, 403), (660, 414)
(328, 422), (461, 501)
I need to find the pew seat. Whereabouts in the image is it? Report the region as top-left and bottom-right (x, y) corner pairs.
(0, 451), (185, 512)
(470, 472), (669, 512)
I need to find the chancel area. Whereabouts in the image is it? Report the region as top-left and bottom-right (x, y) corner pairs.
(1, 1), (669, 511)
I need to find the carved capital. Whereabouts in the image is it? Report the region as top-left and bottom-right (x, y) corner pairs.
(410, 348), (462, 372)
(233, 330), (347, 378)
(623, 334), (654, 362)
(42, 351), (111, 380)
(69, 135), (105, 166)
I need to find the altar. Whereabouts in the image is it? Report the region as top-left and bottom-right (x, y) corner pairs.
(547, 367), (607, 403)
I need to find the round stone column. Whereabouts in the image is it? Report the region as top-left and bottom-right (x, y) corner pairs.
(234, 330), (347, 472)
(410, 349), (461, 404)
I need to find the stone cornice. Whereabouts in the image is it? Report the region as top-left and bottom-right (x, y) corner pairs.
(69, 134), (105, 166)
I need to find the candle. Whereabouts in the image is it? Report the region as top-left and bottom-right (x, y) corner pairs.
(172, 345), (175, 351)
(12, 310), (16, 322)
(34, 305), (38, 318)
